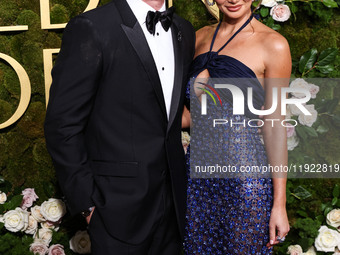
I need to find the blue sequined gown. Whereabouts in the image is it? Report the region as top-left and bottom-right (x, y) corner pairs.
(184, 16), (273, 255)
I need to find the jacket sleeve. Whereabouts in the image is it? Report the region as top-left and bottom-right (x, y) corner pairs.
(44, 15), (102, 215)
(185, 21), (196, 111)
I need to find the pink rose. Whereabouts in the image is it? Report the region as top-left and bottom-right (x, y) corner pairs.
(270, 4), (291, 22)
(286, 123), (296, 138)
(21, 188), (39, 210)
(48, 244), (65, 255)
(30, 241), (49, 255)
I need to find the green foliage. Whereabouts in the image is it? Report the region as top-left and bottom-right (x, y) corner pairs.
(295, 218), (320, 239)
(294, 48), (339, 77)
(50, 4), (70, 24)
(16, 10), (40, 27)
(0, 0), (114, 206)
(299, 48), (318, 75)
(287, 46), (340, 178)
(290, 186), (312, 200)
(277, 182), (340, 254)
(0, 1), (339, 254)
(0, 178), (85, 254)
(0, 3), (111, 253)
(0, 233), (33, 255)
(0, 0), (21, 26)
(0, 99), (13, 123)
(174, 0), (215, 30)
(294, 218), (321, 250)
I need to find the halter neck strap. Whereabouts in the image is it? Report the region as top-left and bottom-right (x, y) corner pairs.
(209, 14), (254, 53)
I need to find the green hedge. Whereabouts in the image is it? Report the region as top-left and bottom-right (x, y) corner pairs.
(0, 1), (339, 254)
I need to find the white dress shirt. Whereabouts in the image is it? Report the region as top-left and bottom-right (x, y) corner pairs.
(126, 0), (175, 119)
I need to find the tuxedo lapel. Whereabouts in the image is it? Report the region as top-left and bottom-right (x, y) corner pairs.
(115, 0), (167, 120)
(167, 18), (184, 133)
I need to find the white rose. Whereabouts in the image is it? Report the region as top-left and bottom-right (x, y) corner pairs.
(298, 104), (317, 127)
(40, 198), (66, 222)
(182, 131), (190, 144)
(3, 207), (29, 232)
(287, 133), (299, 151)
(25, 215), (38, 235)
(270, 4), (291, 22)
(31, 205), (46, 222)
(0, 192), (7, 204)
(315, 226), (340, 252)
(287, 244), (303, 255)
(288, 99), (306, 116)
(290, 79), (310, 98)
(327, 209), (340, 228)
(34, 227), (53, 245)
(41, 221), (60, 231)
(261, 0), (277, 7)
(303, 246), (316, 255)
(70, 230), (91, 254)
(308, 83), (319, 99)
(182, 131), (191, 154)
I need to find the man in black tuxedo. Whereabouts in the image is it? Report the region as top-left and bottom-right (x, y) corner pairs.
(44, 0), (194, 254)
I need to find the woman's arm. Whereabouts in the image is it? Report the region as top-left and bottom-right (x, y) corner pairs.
(262, 32), (292, 249)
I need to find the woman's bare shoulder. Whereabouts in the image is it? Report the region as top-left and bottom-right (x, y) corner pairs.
(195, 24), (218, 46)
(253, 21), (291, 76)
(196, 24), (217, 36)
(256, 22), (290, 54)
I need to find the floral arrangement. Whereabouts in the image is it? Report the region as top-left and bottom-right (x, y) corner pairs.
(69, 231), (91, 255)
(0, 177), (91, 255)
(256, 0), (339, 30)
(286, 78), (319, 151)
(285, 184), (340, 255)
(285, 47), (339, 153)
(202, 0), (339, 30)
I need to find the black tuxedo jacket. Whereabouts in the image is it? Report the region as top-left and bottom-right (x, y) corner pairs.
(44, 0), (195, 245)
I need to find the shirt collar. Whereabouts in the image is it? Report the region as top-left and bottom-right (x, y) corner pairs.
(126, 0), (166, 25)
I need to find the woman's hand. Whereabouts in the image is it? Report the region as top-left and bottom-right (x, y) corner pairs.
(267, 205), (290, 248)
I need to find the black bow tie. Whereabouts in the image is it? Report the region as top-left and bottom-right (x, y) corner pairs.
(145, 6), (175, 35)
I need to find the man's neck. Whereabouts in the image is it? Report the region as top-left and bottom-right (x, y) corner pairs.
(142, 0), (165, 11)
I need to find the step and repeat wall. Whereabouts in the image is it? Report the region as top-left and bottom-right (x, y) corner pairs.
(0, 0), (339, 254)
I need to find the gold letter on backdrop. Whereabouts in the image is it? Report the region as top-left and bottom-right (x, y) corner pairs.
(40, 0), (100, 29)
(0, 26), (28, 32)
(0, 54), (31, 129)
(43, 49), (60, 107)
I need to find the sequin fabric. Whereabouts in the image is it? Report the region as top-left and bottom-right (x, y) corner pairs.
(184, 16), (274, 254)
(184, 98), (274, 254)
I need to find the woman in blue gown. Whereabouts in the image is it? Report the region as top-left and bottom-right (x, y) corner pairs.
(183, 0), (292, 254)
